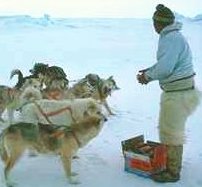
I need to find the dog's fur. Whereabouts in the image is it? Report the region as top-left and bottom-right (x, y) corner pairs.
(42, 79), (68, 100)
(18, 82), (43, 109)
(64, 74), (120, 115)
(19, 98), (102, 126)
(38, 73), (119, 115)
(11, 63), (69, 91)
(0, 85), (16, 122)
(0, 114), (106, 186)
(0, 78), (42, 123)
(10, 64), (48, 89)
(42, 65), (69, 90)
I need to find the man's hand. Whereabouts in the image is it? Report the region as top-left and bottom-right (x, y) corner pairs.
(136, 73), (149, 84)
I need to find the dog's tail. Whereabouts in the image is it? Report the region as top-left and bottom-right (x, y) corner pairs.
(0, 130), (8, 162)
(10, 69), (25, 89)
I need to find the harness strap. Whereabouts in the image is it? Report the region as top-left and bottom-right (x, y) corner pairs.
(49, 130), (65, 138)
(71, 130), (81, 147)
(34, 102), (53, 124)
(49, 128), (81, 147)
(33, 102), (77, 124)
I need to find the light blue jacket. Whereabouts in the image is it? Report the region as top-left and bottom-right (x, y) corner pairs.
(145, 22), (195, 87)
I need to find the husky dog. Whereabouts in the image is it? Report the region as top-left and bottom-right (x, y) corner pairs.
(18, 81), (43, 109)
(0, 114), (107, 186)
(64, 74), (120, 115)
(27, 63), (69, 100)
(19, 98), (102, 127)
(0, 78), (42, 123)
(11, 63), (69, 91)
(0, 85), (16, 122)
(10, 63), (48, 89)
(42, 65), (69, 90)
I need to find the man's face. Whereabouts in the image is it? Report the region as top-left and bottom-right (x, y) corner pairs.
(153, 20), (162, 34)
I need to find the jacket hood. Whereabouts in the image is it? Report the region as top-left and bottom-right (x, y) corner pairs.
(160, 21), (183, 35)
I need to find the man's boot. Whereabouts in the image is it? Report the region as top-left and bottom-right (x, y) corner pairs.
(152, 145), (183, 183)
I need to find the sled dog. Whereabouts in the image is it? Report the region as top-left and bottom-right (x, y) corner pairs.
(0, 78), (42, 123)
(0, 114), (107, 186)
(64, 74), (120, 115)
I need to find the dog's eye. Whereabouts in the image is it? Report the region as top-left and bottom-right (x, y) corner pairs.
(34, 85), (38, 88)
(104, 87), (111, 94)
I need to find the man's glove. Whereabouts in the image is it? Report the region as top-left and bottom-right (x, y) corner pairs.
(136, 73), (149, 84)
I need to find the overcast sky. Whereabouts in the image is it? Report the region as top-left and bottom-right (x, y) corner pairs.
(0, 0), (201, 18)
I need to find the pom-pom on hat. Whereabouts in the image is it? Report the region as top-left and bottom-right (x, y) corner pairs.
(153, 4), (175, 24)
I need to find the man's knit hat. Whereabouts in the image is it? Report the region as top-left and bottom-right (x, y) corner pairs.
(153, 4), (175, 24)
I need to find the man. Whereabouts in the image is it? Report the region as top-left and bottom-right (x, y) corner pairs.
(137, 4), (201, 183)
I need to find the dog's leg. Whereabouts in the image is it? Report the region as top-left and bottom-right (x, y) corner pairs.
(103, 100), (114, 115)
(0, 117), (4, 122)
(7, 109), (14, 124)
(0, 106), (5, 122)
(60, 155), (80, 184)
(4, 146), (24, 187)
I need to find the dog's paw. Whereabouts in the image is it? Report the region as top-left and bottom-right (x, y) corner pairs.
(28, 150), (38, 157)
(110, 112), (116, 116)
(71, 172), (78, 176)
(6, 180), (17, 187)
(72, 155), (80, 159)
(68, 175), (80, 185)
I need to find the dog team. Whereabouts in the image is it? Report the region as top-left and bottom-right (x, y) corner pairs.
(0, 62), (119, 186)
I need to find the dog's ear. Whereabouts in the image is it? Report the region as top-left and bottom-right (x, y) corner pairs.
(75, 115), (101, 128)
(113, 81), (120, 90)
(108, 76), (113, 80)
(108, 76), (120, 90)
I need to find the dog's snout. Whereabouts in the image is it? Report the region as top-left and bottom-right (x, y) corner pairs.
(115, 86), (120, 90)
(104, 116), (108, 122)
(101, 112), (108, 122)
(96, 111), (107, 122)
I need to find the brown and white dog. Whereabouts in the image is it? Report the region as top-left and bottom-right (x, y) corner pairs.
(0, 113), (107, 186)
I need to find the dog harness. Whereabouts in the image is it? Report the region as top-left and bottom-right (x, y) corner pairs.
(33, 101), (76, 124)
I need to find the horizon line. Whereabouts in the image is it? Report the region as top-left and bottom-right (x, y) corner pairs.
(0, 13), (200, 19)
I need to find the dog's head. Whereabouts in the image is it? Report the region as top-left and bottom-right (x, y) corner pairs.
(19, 79), (43, 105)
(100, 76), (120, 98)
(77, 110), (107, 130)
(45, 79), (68, 91)
(21, 78), (43, 91)
(29, 63), (49, 76)
(83, 99), (107, 122)
(43, 66), (69, 89)
(85, 73), (100, 86)
(46, 66), (67, 79)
